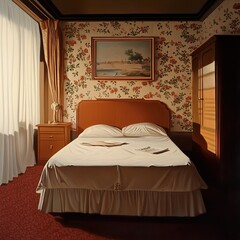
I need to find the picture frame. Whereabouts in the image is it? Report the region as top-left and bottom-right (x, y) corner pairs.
(91, 37), (155, 80)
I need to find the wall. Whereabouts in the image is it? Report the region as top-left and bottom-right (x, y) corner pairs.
(202, 0), (240, 42)
(62, 0), (240, 131)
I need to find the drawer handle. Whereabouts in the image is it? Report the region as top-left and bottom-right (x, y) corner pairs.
(49, 135), (53, 138)
(50, 145), (53, 149)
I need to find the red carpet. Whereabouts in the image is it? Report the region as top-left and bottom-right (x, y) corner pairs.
(0, 165), (228, 240)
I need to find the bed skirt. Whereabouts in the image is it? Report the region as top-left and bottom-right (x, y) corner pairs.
(38, 188), (206, 217)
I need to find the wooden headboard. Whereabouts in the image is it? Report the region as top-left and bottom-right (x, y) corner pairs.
(76, 99), (171, 135)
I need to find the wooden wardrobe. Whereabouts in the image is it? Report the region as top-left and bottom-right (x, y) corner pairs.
(191, 35), (240, 187)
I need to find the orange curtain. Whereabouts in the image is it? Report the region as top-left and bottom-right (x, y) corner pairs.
(40, 19), (63, 123)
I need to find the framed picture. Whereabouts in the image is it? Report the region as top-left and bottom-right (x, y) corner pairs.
(91, 37), (155, 80)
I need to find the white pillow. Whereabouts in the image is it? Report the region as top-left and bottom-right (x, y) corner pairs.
(122, 122), (167, 137)
(79, 124), (123, 138)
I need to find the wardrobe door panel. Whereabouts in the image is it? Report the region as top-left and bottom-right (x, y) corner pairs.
(201, 47), (216, 154)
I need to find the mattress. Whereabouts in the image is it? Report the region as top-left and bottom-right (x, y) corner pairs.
(36, 134), (207, 216)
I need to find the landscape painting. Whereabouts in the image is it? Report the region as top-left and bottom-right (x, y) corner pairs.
(91, 37), (155, 80)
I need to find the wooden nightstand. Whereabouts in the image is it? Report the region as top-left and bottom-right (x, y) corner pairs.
(37, 123), (71, 165)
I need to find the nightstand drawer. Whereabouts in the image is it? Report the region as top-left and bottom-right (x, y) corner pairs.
(40, 126), (65, 132)
(39, 140), (65, 162)
(39, 132), (65, 140)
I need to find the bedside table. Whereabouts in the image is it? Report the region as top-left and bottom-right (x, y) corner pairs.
(37, 123), (71, 165)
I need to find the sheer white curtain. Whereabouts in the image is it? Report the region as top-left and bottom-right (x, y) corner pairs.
(0, 0), (40, 184)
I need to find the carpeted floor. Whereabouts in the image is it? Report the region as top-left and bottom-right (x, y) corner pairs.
(0, 165), (234, 240)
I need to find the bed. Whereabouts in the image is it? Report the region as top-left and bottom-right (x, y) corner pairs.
(36, 99), (207, 217)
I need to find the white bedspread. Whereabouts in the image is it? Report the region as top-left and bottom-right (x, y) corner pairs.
(46, 135), (190, 167)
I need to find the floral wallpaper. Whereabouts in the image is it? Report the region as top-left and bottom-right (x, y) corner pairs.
(202, 0), (240, 42)
(62, 0), (240, 131)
